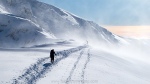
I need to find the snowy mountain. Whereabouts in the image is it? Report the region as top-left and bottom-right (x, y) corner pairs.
(0, 1), (150, 84)
(0, 0), (121, 48)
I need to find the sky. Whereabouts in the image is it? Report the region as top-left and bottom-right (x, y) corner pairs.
(104, 26), (150, 39)
(38, 0), (150, 26)
(38, 0), (150, 38)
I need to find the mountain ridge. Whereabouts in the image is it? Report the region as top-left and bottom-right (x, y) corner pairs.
(0, 0), (121, 48)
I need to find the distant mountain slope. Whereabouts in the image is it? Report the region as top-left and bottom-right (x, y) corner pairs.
(0, 13), (57, 47)
(0, 0), (121, 48)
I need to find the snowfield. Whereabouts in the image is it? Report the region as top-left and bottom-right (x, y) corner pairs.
(0, 0), (150, 84)
(1, 43), (150, 84)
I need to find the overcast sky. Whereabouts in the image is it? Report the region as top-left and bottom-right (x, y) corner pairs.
(38, 0), (150, 26)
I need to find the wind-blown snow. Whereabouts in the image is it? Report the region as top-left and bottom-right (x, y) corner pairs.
(0, 43), (150, 84)
(0, 0), (120, 48)
(0, 0), (150, 84)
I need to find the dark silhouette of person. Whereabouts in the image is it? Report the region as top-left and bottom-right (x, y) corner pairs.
(50, 49), (55, 63)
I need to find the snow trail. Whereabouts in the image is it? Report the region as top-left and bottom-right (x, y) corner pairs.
(65, 49), (85, 84)
(81, 49), (91, 84)
(65, 48), (91, 84)
(12, 45), (87, 84)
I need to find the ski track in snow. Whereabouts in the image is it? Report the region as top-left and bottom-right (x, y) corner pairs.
(81, 49), (91, 84)
(65, 49), (85, 84)
(66, 48), (91, 84)
(12, 45), (87, 84)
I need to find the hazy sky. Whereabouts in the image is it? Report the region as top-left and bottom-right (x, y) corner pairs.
(104, 26), (150, 38)
(38, 0), (150, 38)
(39, 0), (150, 26)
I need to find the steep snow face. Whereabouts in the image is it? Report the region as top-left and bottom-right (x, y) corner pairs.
(0, 14), (56, 48)
(0, 0), (120, 48)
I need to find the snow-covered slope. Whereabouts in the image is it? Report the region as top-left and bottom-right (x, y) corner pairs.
(0, 13), (57, 47)
(0, 1), (150, 84)
(0, 44), (150, 84)
(0, 0), (120, 48)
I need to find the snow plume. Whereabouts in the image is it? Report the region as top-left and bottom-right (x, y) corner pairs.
(94, 37), (150, 65)
(39, 28), (56, 39)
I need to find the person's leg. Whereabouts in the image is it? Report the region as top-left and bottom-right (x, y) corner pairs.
(51, 58), (53, 63)
(51, 58), (54, 63)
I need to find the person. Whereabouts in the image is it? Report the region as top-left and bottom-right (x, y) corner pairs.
(50, 49), (55, 63)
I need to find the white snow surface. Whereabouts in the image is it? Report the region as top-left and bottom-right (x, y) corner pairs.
(0, 5), (9, 14)
(0, 43), (150, 84)
(0, 0), (150, 84)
